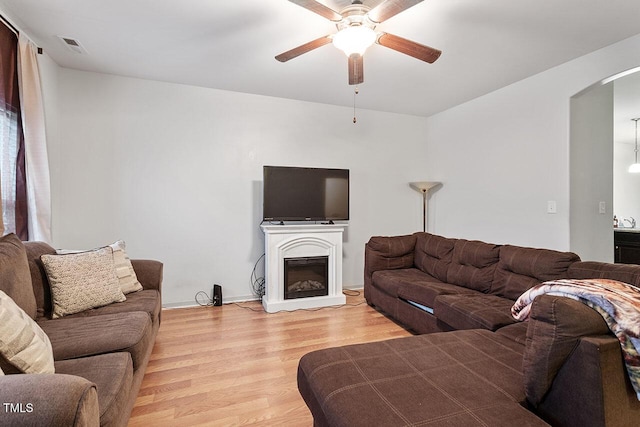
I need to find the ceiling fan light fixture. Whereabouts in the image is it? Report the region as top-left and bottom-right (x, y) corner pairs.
(332, 26), (376, 57)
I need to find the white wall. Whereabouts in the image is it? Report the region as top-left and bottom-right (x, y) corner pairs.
(425, 34), (640, 256)
(570, 83), (614, 262)
(614, 74), (640, 225)
(36, 31), (640, 305)
(41, 68), (430, 306)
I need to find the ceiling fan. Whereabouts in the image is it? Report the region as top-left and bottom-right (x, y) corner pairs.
(276, 0), (442, 85)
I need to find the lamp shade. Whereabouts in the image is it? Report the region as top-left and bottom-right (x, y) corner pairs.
(409, 181), (442, 193)
(409, 181), (442, 232)
(332, 26), (376, 57)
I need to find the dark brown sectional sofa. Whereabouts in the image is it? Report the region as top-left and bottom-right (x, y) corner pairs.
(297, 232), (640, 426)
(0, 235), (162, 426)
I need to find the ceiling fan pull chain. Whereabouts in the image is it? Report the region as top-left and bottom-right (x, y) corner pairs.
(353, 86), (359, 123)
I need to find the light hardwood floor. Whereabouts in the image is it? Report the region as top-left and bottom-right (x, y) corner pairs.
(129, 291), (412, 426)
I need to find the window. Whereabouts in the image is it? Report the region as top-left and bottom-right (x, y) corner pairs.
(0, 20), (27, 239)
(1, 101), (19, 231)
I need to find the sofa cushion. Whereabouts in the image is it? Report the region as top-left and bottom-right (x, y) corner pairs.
(23, 241), (57, 319)
(397, 277), (480, 308)
(38, 311), (153, 370)
(298, 330), (545, 427)
(55, 352), (133, 427)
(366, 234), (417, 258)
(522, 294), (610, 407)
(0, 233), (37, 319)
(371, 268), (441, 298)
(0, 289), (54, 374)
(568, 261), (640, 286)
(447, 238), (500, 292)
(60, 289), (161, 325)
(414, 232), (455, 282)
(41, 248), (126, 318)
(365, 235), (417, 292)
(491, 245), (579, 300)
(434, 294), (517, 331)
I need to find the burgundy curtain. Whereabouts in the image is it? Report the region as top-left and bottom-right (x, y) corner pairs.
(0, 21), (27, 240)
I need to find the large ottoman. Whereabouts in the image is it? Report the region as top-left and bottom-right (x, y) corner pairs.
(297, 328), (549, 426)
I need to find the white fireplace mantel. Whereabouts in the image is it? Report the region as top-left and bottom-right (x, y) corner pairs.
(261, 223), (347, 313)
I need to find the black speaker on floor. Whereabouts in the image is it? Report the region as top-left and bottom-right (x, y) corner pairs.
(213, 284), (222, 306)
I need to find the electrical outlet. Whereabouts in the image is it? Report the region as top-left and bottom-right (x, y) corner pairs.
(599, 201), (606, 214)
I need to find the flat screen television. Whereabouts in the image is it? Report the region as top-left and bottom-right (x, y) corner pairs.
(263, 166), (349, 222)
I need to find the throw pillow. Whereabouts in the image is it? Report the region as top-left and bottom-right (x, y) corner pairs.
(57, 240), (143, 294)
(108, 240), (143, 294)
(0, 290), (55, 374)
(41, 247), (126, 319)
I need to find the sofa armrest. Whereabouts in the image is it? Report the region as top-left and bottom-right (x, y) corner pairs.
(364, 234), (417, 291)
(537, 335), (640, 427)
(0, 374), (99, 427)
(131, 259), (163, 294)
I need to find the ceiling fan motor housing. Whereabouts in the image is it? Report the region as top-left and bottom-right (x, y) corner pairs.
(336, 4), (376, 31)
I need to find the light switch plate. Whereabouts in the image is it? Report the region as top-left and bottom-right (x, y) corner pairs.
(547, 201), (557, 214)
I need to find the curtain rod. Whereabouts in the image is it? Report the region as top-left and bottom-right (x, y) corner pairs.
(0, 14), (18, 36)
(0, 13), (42, 54)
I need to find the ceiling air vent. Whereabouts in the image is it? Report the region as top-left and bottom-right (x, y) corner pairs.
(57, 36), (87, 54)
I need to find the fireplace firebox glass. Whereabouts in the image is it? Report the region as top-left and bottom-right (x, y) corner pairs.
(284, 256), (329, 299)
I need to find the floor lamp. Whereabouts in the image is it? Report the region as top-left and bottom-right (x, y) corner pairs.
(409, 181), (442, 232)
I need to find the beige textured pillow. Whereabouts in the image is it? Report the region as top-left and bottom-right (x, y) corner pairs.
(41, 247), (126, 319)
(109, 240), (143, 294)
(0, 290), (55, 374)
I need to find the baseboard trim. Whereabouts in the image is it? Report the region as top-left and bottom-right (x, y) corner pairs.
(162, 286), (363, 310)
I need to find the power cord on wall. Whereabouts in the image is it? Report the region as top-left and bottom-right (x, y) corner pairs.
(195, 290), (214, 306)
(252, 253), (265, 299)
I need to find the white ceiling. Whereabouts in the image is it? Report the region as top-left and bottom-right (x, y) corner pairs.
(2, 0), (640, 117)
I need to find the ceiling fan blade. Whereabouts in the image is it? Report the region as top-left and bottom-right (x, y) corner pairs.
(376, 32), (441, 63)
(367, 0), (424, 23)
(348, 54), (364, 85)
(275, 35), (333, 62)
(288, 0), (343, 22)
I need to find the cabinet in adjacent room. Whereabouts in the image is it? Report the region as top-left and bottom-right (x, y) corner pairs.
(614, 230), (640, 264)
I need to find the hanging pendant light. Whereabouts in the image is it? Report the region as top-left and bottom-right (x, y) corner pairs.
(629, 118), (640, 173)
